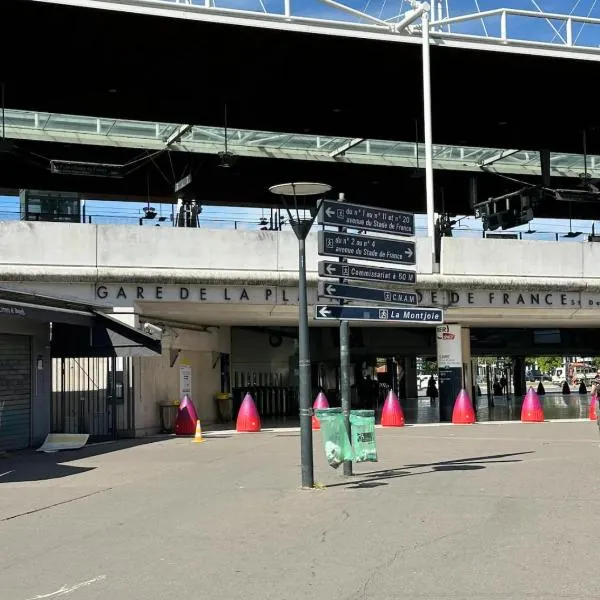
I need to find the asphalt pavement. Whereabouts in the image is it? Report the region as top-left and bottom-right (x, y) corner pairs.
(2, 422), (600, 600)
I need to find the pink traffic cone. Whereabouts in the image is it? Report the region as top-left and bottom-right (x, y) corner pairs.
(589, 394), (597, 421)
(312, 392), (329, 430)
(236, 393), (261, 432)
(381, 390), (405, 427)
(452, 389), (475, 424)
(521, 387), (544, 422)
(175, 394), (199, 435)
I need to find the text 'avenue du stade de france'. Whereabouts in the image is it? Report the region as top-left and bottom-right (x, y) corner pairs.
(318, 231), (415, 266)
(318, 199), (415, 236)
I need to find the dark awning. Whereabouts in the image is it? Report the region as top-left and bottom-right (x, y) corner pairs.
(0, 289), (161, 357)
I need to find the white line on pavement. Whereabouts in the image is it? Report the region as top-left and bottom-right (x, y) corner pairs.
(25, 575), (107, 600)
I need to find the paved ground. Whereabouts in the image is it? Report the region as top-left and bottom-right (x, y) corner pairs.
(2, 421), (600, 600)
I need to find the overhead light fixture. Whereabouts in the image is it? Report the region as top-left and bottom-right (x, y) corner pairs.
(218, 151), (237, 168)
(562, 218), (582, 238)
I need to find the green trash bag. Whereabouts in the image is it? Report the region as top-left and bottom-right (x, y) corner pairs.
(350, 410), (378, 463)
(315, 408), (354, 469)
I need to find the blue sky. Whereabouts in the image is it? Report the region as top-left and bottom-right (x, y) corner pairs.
(2, 0), (599, 238)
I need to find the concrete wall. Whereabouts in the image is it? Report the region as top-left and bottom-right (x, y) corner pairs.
(0, 221), (434, 282)
(440, 237), (591, 278)
(134, 326), (231, 435)
(3, 220), (600, 284)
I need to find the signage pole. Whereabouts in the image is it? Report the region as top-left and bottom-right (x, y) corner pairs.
(337, 193), (352, 476)
(269, 181), (331, 490)
(297, 234), (314, 488)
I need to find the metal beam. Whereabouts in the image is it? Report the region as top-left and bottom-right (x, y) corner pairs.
(317, 0), (392, 28)
(479, 149), (520, 167)
(27, 0), (600, 60)
(394, 2), (428, 33)
(165, 124), (193, 146)
(329, 137), (365, 157)
(5, 123), (600, 180)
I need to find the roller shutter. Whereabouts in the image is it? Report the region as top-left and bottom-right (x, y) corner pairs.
(0, 334), (31, 451)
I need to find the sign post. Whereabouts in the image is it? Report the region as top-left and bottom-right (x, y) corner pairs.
(436, 325), (463, 421)
(336, 194), (352, 476)
(318, 198), (430, 473)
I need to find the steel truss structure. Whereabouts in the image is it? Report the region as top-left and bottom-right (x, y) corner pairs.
(20, 0), (600, 235)
(4, 107), (600, 180)
(33, 0), (600, 59)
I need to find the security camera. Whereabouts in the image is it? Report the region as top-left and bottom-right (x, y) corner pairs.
(142, 322), (163, 337)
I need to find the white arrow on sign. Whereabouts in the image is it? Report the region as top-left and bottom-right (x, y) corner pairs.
(318, 306), (331, 318)
(405, 248), (414, 258)
(325, 207), (335, 218)
(326, 284), (336, 295)
(325, 263), (336, 275)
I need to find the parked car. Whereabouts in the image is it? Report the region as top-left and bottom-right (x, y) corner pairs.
(527, 369), (542, 381)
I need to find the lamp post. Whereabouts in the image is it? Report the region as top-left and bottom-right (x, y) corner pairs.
(269, 182), (332, 489)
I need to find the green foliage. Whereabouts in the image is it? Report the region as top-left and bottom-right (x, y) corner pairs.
(526, 356), (563, 374)
(422, 361), (437, 374)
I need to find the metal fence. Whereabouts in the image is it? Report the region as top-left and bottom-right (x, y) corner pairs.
(51, 357), (135, 441)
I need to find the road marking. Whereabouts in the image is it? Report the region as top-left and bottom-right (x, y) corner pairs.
(0, 470), (14, 478)
(26, 575), (106, 600)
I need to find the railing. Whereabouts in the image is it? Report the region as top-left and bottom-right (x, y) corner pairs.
(118, 1), (600, 53)
(431, 7), (600, 51)
(0, 202), (598, 242)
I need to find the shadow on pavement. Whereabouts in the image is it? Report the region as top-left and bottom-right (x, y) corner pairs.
(0, 436), (203, 484)
(347, 481), (389, 489)
(0, 462), (96, 483)
(327, 451), (534, 489)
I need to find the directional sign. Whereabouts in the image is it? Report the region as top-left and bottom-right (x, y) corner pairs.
(318, 261), (416, 285)
(314, 305), (443, 324)
(318, 230), (415, 265)
(174, 173), (192, 194)
(318, 199), (414, 236)
(50, 160), (123, 179)
(318, 282), (418, 306)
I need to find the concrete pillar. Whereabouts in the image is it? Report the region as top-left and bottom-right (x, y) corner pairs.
(403, 356), (418, 400)
(436, 324), (471, 422)
(513, 356), (526, 398)
(461, 326), (473, 402)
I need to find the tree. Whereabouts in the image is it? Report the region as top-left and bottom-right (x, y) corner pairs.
(422, 361), (438, 374)
(527, 356), (562, 374)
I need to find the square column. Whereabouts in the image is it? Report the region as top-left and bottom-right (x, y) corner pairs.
(436, 325), (472, 422)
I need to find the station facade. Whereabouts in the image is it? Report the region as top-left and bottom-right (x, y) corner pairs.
(2, 221), (600, 450)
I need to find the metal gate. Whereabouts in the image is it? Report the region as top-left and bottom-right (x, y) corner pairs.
(51, 356), (135, 441)
(0, 334), (32, 451)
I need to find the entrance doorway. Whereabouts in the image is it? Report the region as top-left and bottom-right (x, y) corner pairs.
(51, 357), (135, 441)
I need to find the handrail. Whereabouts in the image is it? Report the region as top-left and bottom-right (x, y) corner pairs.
(431, 7), (600, 28)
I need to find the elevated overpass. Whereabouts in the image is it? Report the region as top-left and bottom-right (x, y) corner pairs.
(4, 0), (600, 152)
(3, 1), (600, 218)
(3, 108), (600, 217)
(2, 220), (600, 329)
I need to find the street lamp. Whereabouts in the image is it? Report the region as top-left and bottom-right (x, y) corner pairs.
(269, 182), (332, 489)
